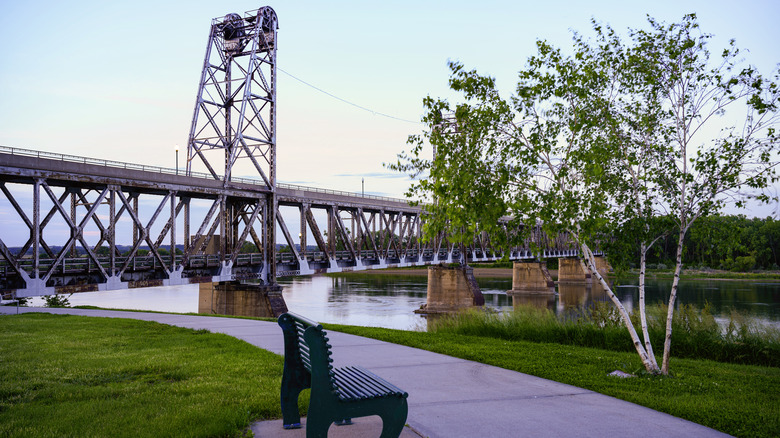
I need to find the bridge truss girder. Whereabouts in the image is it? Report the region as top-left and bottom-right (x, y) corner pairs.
(272, 195), (582, 277)
(0, 151), (583, 298)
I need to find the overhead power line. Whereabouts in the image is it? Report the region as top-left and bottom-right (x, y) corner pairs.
(278, 67), (422, 125)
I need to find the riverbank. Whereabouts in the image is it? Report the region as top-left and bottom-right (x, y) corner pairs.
(339, 267), (516, 278)
(642, 269), (780, 281)
(335, 266), (780, 281)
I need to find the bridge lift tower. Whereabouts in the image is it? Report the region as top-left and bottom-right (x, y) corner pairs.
(186, 7), (279, 287)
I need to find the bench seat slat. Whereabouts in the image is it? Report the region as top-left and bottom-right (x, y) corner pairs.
(341, 366), (405, 396)
(337, 367), (395, 397)
(333, 366), (407, 402)
(334, 374), (377, 401)
(332, 373), (365, 400)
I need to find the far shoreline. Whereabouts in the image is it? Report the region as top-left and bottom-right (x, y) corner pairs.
(330, 266), (780, 281)
(336, 267), (515, 278)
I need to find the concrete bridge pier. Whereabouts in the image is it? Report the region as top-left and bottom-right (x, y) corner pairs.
(415, 265), (484, 314)
(594, 256), (612, 278)
(507, 261), (555, 293)
(198, 281), (288, 317)
(557, 257), (611, 283)
(297, 258), (315, 276)
(557, 258), (591, 283)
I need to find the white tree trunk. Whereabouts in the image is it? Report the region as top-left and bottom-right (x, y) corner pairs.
(638, 243), (658, 369)
(661, 227), (686, 374)
(582, 243), (660, 374)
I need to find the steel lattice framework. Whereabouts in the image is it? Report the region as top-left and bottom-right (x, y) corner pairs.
(186, 7), (280, 286)
(187, 7), (278, 186)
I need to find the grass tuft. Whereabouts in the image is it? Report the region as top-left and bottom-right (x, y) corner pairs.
(425, 303), (780, 367)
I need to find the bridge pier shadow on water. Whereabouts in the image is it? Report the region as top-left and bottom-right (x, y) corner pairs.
(502, 280), (612, 314)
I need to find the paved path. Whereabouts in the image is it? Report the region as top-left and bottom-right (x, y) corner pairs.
(1, 306), (731, 437)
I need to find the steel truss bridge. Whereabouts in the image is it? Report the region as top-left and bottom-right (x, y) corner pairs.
(0, 146), (578, 297)
(0, 7), (578, 299)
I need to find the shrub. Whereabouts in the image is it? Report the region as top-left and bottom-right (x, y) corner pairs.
(43, 293), (72, 307)
(731, 256), (756, 272)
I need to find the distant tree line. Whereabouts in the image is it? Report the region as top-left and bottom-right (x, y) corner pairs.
(611, 214), (780, 271)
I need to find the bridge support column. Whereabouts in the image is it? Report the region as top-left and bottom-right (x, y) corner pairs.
(558, 257), (611, 283)
(594, 256), (612, 279)
(15, 272), (53, 298)
(415, 265), (484, 314)
(557, 258), (591, 282)
(508, 261), (554, 292)
(198, 281), (287, 317)
(297, 259), (315, 276)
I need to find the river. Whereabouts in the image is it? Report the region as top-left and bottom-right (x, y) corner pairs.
(24, 272), (779, 331)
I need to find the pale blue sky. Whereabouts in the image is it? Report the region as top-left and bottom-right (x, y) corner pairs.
(1, 0), (778, 213)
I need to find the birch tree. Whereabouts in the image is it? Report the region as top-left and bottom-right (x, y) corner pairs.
(625, 15), (779, 373)
(394, 14), (779, 375)
(396, 41), (664, 373)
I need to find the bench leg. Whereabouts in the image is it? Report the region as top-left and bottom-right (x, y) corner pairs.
(280, 387), (303, 429)
(304, 409), (331, 438)
(379, 399), (409, 438)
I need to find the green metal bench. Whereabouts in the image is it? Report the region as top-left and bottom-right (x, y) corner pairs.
(278, 312), (409, 437)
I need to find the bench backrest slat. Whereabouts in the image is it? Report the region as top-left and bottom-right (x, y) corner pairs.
(280, 312), (339, 392)
(291, 319), (312, 372)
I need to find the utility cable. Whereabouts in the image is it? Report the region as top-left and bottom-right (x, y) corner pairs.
(278, 67), (422, 124)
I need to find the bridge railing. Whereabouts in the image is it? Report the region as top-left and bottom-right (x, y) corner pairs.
(0, 145), (412, 205)
(278, 182), (411, 205)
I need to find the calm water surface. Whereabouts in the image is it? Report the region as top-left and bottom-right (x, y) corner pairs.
(32, 274), (780, 330)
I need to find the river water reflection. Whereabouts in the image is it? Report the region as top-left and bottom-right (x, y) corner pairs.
(282, 274), (780, 330)
(49, 273), (780, 331)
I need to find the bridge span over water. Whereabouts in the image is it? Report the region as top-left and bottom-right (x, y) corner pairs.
(0, 146), (577, 298)
(0, 7), (580, 300)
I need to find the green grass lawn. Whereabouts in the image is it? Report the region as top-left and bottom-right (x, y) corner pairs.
(0, 313), (299, 437)
(2, 312), (778, 437)
(327, 323), (780, 438)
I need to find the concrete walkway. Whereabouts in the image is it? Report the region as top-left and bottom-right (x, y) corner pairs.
(1, 306), (730, 437)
